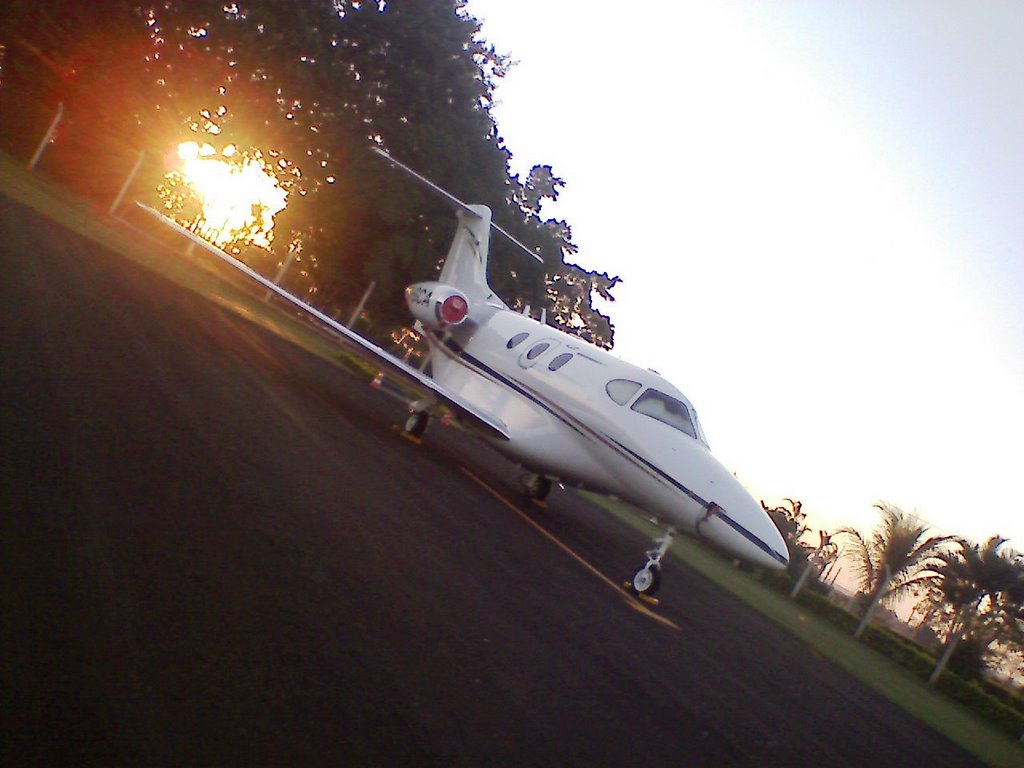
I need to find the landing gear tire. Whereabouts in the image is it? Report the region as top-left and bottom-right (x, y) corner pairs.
(520, 472), (552, 501)
(631, 564), (661, 597)
(629, 529), (674, 597)
(404, 410), (428, 438)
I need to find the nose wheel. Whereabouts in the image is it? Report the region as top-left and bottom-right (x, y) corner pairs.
(519, 472), (552, 501)
(631, 563), (662, 596)
(629, 529), (675, 597)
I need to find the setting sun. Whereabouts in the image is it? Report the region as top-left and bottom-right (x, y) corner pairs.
(163, 140), (288, 251)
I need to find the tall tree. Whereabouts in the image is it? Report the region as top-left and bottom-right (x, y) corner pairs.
(141, 0), (616, 341)
(0, 1), (155, 195)
(926, 536), (1024, 681)
(837, 502), (957, 610)
(762, 498), (812, 578)
(0, 0), (620, 346)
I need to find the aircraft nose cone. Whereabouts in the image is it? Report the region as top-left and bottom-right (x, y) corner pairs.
(700, 496), (789, 571)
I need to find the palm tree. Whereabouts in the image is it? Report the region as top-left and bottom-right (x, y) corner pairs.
(837, 502), (957, 636)
(928, 536), (1024, 682)
(762, 498), (810, 578)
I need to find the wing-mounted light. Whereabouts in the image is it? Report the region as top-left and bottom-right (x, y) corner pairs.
(406, 281), (471, 330)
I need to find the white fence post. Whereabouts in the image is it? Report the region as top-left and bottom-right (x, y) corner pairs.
(264, 251), (298, 301)
(27, 102), (64, 170)
(346, 281), (376, 328)
(929, 604), (972, 685)
(109, 151), (146, 216)
(790, 560), (817, 599)
(854, 565), (891, 639)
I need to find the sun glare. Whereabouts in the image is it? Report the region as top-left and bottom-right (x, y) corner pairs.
(163, 140), (288, 251)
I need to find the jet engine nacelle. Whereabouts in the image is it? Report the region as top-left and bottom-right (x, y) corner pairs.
(405, 281), (471, 331)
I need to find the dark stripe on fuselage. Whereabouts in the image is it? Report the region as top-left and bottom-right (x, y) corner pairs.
(716, 512), (789, 565)
(609, 432), (785, 563)
(604, 436), (709, 507)
(430, 332), (587, 437)
(429, 331), (786, 565)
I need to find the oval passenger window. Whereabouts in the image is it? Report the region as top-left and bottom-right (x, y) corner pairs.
(507, 332), (530, 349)
(526, 342), (550, 360)
(548, 353), (573, 371)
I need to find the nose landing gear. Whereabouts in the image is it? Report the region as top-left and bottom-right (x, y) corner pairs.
(629, 529), (675, 598)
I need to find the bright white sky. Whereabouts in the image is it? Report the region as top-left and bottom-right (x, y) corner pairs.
(466, 0), (1024, 549)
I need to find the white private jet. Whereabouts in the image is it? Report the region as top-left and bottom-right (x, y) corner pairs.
(137, 148), (788, 598)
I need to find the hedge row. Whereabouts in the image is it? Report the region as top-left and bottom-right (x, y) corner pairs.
(980, 676), (1024, 711)
(755, 565), (1024, 738)
(935, 673), (1024, 738)
(859, 626), (938, 680)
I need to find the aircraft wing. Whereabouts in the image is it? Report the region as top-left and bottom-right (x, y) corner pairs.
(135, 203), (510, 442)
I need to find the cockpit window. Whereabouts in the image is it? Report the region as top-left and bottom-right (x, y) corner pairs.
(631, 389), (697, 439)
(606, 379), (641, 405)
(507, 332), (530, 349)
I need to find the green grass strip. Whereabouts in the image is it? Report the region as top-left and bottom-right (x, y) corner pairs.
(0, 151), (377, 379)
(586, 494), (1024, 768)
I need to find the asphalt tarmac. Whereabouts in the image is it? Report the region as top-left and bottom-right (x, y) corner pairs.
(0, 196), (985, 766)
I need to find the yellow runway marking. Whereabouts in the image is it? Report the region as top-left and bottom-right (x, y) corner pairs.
(459, 466), (680, 632)
(390, 424), (423, 445)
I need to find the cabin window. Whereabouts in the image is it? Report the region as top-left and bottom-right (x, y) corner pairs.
(548, 353), (573, 371)
(526, 342), (550, 360)
(606, 379), (641, 405)
(507, 332), (530, 349)
(631, 389), (697, 439)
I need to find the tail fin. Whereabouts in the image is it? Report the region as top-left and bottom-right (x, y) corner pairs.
(371, 147), (541, 305)
(439, 205), (500, 305)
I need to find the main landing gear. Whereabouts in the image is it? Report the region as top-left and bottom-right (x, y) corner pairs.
(519, 471), (552, 501)
(403, 409), (429, 439)
(630, 529), (675, 598)
(402, 396), (435, 440)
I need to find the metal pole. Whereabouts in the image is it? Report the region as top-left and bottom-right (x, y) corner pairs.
(790, 560), (817, 599)
(109, 151), (146, 216)
(28, 102), (64, 170)
(929, 604), (972, 685)
(346, 280), (376, 328)
(854, 565), (891, 639)
(929, 627), (962, 685)
(264, 251), (297, 302)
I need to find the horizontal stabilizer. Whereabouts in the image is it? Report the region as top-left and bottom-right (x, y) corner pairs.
(135, 203), (511, 442)
(371, 147), (481, 220)
(371, 147), (543, 264)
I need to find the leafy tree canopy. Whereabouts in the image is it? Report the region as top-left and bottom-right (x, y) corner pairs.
(929, 536), (1024, 679)
(0, 0), (618, 345)
(837, 502), (957, 609)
